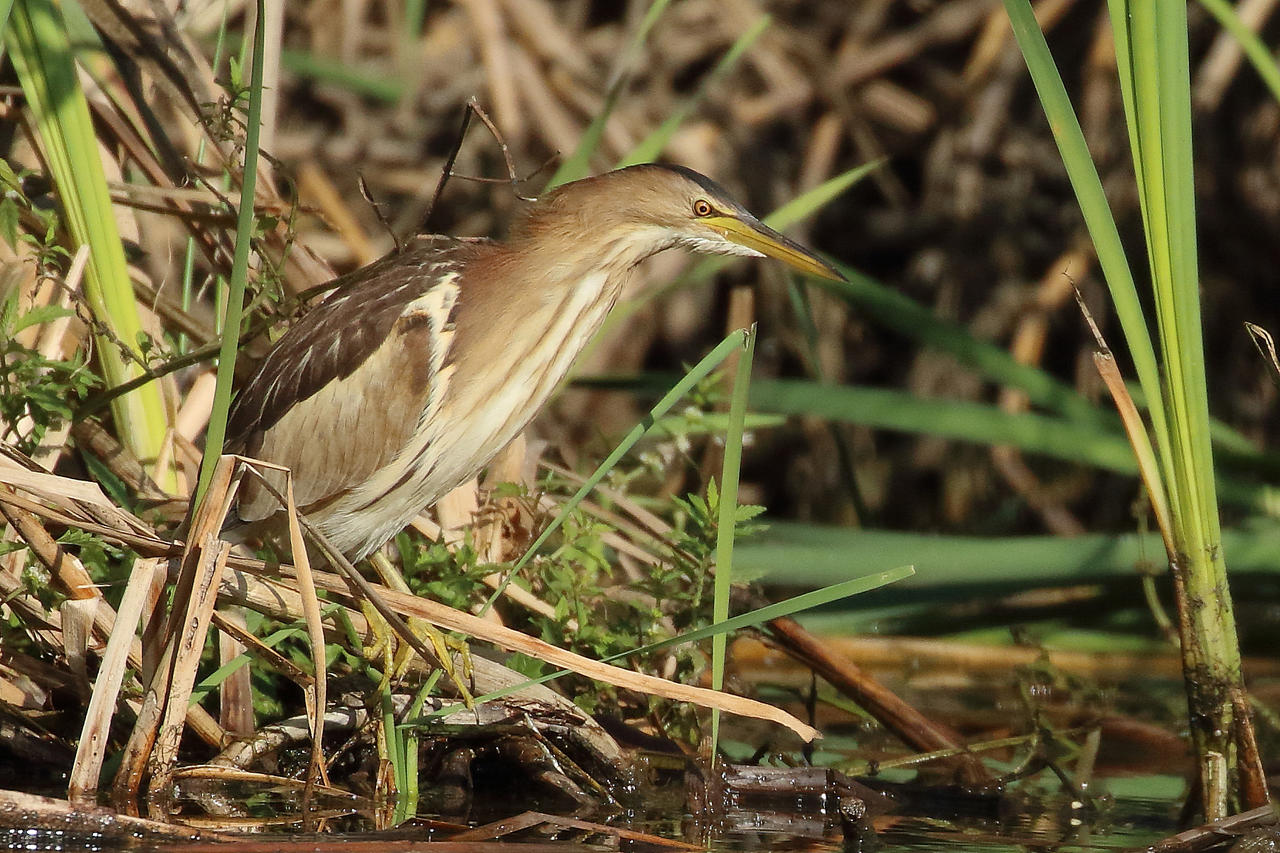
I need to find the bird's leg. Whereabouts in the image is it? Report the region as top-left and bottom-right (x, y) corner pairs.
(368, 551), (474, 706)
(359, 598), (396, 673)
(290, 514), (476, 707)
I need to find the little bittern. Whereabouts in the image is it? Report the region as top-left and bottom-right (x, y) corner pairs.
(226, 164), (843, 560)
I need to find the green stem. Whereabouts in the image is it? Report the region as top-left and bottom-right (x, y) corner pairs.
(709, 324), (756, 759)
(195, 0), (267, 503)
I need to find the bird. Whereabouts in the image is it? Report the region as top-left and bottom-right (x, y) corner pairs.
(224, 163), (844, 562)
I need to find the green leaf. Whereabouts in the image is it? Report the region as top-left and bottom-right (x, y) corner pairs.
(11, 303), (72, 335)
(0, 158), (20, 191)
(1002, 0), (1172, 507)
(739, 521), (1280, 591)
(710, 325), (755, 753)
(755, 378), (1138, 474)
(1197, 0), (1280, 104)
(0, 197), (19, 248)
(195, 0), (268, 500)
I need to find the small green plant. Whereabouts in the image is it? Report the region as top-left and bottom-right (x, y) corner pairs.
(0, 303), (99, 456)
(490, 455), (766, 737)
(395, 530), (490, 612)
(0, 176), (101, 455)
(664, 478), (766, 627)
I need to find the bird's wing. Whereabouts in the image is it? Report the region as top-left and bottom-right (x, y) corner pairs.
(227, 235), (478, 522)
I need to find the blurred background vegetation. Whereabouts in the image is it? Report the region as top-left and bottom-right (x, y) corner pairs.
(2, 0), (1279, 820)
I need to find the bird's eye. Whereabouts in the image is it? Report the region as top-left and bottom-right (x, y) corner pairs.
(692, 199), (714, 217)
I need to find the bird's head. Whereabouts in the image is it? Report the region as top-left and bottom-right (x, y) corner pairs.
(512, 164), (845, 282)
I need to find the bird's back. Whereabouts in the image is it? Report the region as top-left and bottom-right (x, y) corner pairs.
(226, 235), (490, 543)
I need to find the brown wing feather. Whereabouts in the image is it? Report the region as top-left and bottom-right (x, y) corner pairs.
(228, 235), (484, 522)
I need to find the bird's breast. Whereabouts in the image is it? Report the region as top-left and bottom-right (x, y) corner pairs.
(324, 267), (626, 553)
(417, 267), (621, 477)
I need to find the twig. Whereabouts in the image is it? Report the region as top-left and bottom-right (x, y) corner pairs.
(422, 97), (542, 236)
(1245, 322), (1280, 390)
(752, 602), (988, 784)
(357, 176), (400, 252)
(1149, 803), (1278, 853)
(420, 98), (476, 233)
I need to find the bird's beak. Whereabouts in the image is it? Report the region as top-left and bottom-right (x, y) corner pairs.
(704, 215), (846, 282)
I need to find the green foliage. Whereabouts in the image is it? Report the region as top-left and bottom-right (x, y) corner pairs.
(56, 527), (124, 573)
(195, 0), (268, 502)
(665, 478), (766, 627)
(0, 294), (99, 456)
(380, 441), (769, 737)
(509, 464), (766, 730)
(1005, 0), (1252, 813)
(395, 530), (491, 612)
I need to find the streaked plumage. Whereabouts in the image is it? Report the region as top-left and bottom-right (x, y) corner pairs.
(225, 164), (842, 561)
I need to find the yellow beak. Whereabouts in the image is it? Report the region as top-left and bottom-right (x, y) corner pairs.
(704, 215), (846, 282)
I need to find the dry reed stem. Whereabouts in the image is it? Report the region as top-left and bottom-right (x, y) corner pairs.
(1245, 323), (1280, 387)
(0, 489), (98, 600)
(208, 562), (626, 766)
(68, 557), (166, 802)
(111, 456), (237, 810)
(216, 609), (254, 736)
(145, 464), (239, 812)
(733, 634), (1280, 683)
(280, 465), (331, 796)
(1074, 292), (1179, 561)
(452, 809), (704, 849)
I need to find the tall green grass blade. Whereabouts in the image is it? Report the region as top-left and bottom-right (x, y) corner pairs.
(765, 161), (882, 231)
(709, 325), (756, 758)
(617, 16), (770, 168)
(1114, 0), (1243, 815)
(396, 669), (439, 823)
(750, 378), (1138, 473)
(582, 371), (1271, 511)
(195, 0), (267, 501)
(739, 522), (1280, 593)
(0, 0), (14, 36)
(815, 265), (1112, 427)
(180, 2), (233, 355)
(379, 681), (405, 817)
(1012, 0), (1250, 811)
(1198, 0), (1280, 103)
(743, 524), (1162, 590)
(6, 0), (176, 490)
(1002, 0), (1174, 504)
(547, 0), (673, 188)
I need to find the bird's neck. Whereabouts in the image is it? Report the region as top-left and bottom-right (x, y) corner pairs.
(508, 192), (681, 282)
